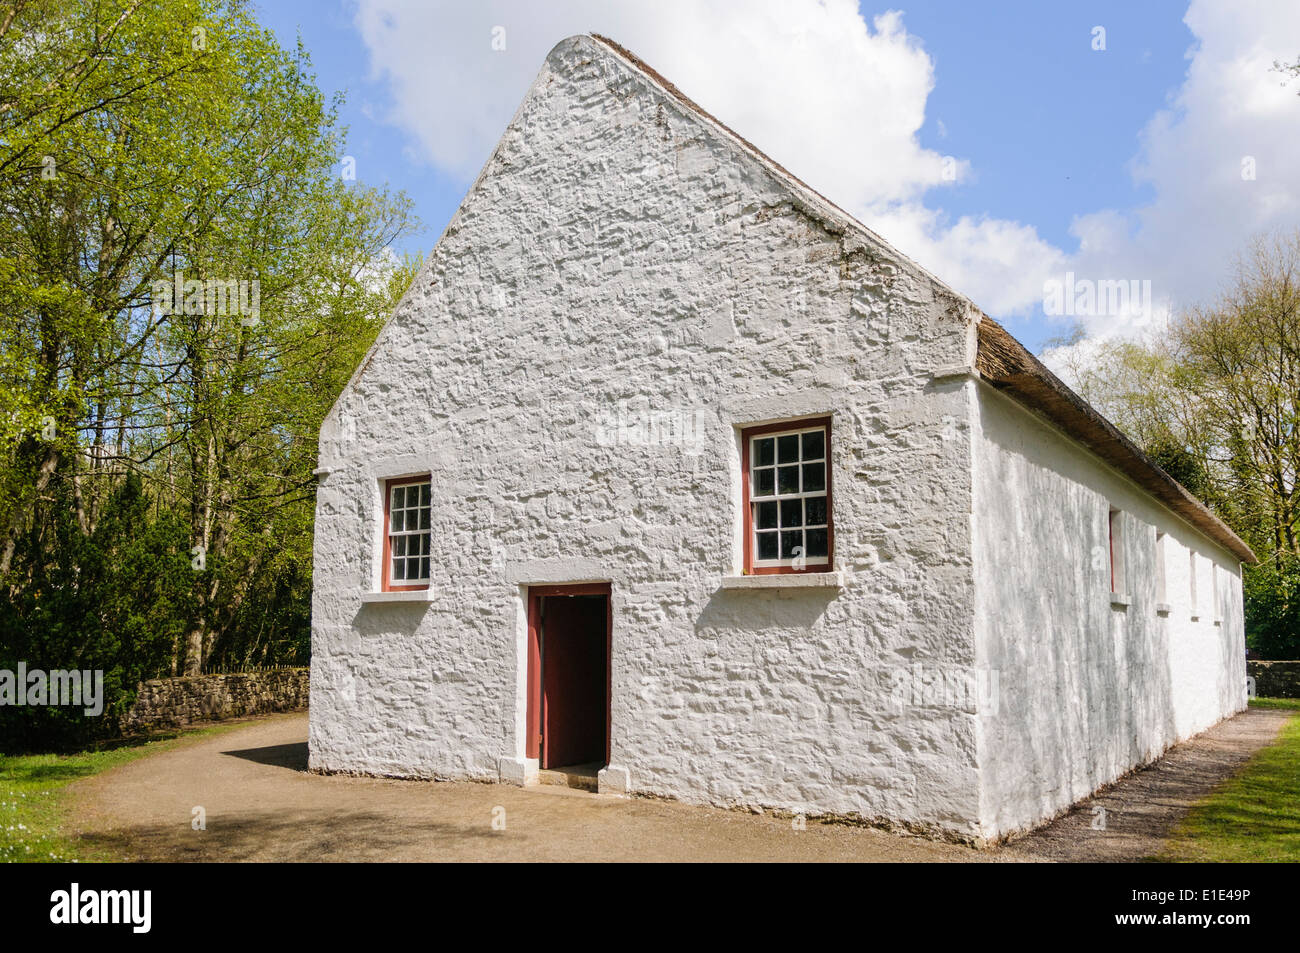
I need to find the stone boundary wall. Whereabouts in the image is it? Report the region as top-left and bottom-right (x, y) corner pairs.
(121, 668), (309, 733)
(1248, 660), (1300, 699)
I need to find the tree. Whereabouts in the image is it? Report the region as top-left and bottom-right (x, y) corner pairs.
(0, 0), (419, 745)
(1045, 232), (1300, 657)
(1169, 232), (1300, 567)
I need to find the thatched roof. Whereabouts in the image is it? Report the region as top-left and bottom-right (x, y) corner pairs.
(975, 315), (1256, 564)
(589, 35), (1257, 565)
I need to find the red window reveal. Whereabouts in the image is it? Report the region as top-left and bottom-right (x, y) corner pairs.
(383, 476), (431, 591)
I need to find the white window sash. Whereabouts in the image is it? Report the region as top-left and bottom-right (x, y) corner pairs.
(388, 482), (432, 585)
(749, 425), (830, 568)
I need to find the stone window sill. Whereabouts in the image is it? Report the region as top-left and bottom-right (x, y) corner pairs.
(721, 571), (843, 590)
(360, 589), (436, 604)
(1156, 603), (1173, 616)
(1110, 593), (1131, 609)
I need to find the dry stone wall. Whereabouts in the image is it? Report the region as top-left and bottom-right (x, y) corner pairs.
(1248, 661), (1300, 698)
(121, 669), (309, 733)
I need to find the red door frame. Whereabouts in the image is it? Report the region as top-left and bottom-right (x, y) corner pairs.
(525, 583), (612, 765)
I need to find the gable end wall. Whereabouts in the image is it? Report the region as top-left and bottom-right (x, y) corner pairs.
(309, 36), (985, 838)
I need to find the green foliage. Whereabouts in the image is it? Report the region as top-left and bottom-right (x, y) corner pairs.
(1244, 562), (1300, 659)
(1051, 232), (1300, 657)
(1145, 437), (1209, 500)
(0, 472), (189, 749)
(0, 0), (418, 747)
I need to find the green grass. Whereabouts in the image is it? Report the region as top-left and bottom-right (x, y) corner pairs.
(1159, 701), (1300, 862)
(0, 722), (245, 863)
(1248, 696), (1300, 711)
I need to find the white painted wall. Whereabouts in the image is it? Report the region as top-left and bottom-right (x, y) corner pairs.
(309, 36), (987, 838)
(971, 385), (1247, 840)
(309, 35), (1248, 843)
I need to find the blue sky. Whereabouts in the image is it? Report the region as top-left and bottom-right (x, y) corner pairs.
(255, 1), (1298, 355)
(875, 1), (1191, 250)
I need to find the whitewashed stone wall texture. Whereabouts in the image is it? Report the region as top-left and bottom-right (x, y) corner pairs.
(971, 387), (1246, 838)
(309, 35), (1247, 843)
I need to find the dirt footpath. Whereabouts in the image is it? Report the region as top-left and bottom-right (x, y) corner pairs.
(69, 708), (1291, 862)
(997, 706), (1293, 862)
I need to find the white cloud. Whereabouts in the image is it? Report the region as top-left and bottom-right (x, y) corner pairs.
(354, 0), (1051, 311)
(865, 203), (1066, 317)
(354, 0), (1300, 333)
(355, 1), (959, 203)
(1064, 0), (1300, 337)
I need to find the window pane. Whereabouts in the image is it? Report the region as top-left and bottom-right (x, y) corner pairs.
(757, 531), (779, 560)
(805, 496), (827, 527)
(802, 462), (825, 493)
(777, 434), (800, 463)
(755, 437), (775, 467)
(801, 430), (824, 460)
(780, 499), (802, 527)
(756, 501), (778, 530)
(386, 480), (432, 589)
(780, 530), (803, 559)
(806, 528), (828, 557)
(778, 465), (800, 494)
(754, 468), (775, 497)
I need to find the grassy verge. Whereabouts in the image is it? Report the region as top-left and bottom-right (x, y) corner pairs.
(1159, 699), (1300, 862)
(0, 721), (247, 863)
(1247, 696), (1300, 711)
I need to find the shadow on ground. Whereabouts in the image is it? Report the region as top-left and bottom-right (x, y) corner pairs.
(221, 742), (308, 771)
(76, 808), (505, 863)
(6, 762), (101, 783)
(68, 708), (1294, 862)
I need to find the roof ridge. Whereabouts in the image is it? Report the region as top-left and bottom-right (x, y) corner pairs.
(586, 33), (951, 297)
(587, 32), (1256, 565)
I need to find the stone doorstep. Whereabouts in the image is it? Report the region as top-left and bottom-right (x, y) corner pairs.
(536, 762), (603, 793)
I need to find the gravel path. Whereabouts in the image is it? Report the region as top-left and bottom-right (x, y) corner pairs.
(996, 706), (1294, 862)
(68, 707), (1291, 862)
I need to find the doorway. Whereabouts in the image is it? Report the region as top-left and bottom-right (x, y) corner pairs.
(526, 583), (611, 771)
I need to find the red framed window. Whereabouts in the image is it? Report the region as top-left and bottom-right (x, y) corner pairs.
(741, 417), (833, 574)
(383, 475), (431, 591)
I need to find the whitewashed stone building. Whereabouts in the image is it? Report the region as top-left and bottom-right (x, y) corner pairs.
(308, 35), (1255, 842)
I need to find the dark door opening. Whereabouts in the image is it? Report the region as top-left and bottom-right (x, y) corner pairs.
(526, 584), (611, 771)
